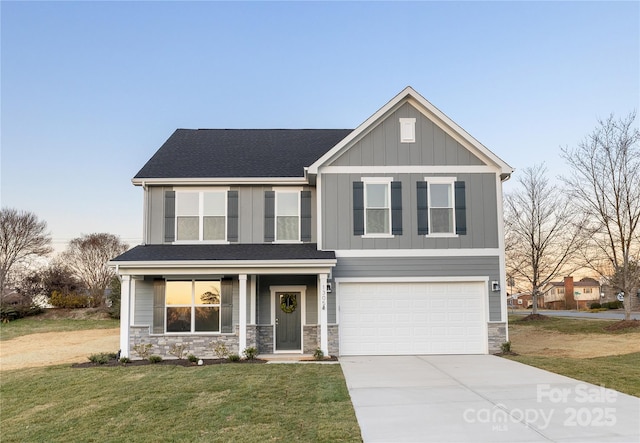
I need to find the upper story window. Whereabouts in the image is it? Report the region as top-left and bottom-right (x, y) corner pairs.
(175, 190), (227, 242)
(417, 178), (466, 237)
(275, 190), (300, 242)
(364, 179), (392, 236)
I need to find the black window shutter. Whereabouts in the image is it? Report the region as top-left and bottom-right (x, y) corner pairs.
(152, 280), (165, 334)
(264, 191), (275, 242)
(455, 181), (467, 235)
(300, 191), (311, 242)
(164, 191), (175, 243)
(220, 279), (233, 333)
(417, 182), (429, 235)
(353, 182), (364, 236)
(391, 181), (403, 235)
(227, 190), (239, 242)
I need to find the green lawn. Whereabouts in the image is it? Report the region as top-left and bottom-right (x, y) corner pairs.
(0, 317), (119, 341)
(0, 363), (361, 443)
(508, 315), (637, 335)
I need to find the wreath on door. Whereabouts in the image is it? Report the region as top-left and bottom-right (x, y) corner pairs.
(280, 293), (297, 313)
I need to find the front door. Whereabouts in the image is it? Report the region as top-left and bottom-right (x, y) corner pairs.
(275, 291), (301, 351)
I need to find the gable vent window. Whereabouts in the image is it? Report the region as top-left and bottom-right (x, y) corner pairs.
(399, 118), (416, 143)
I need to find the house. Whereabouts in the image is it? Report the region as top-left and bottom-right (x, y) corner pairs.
(110, 87), (513, 358)
(542, 276), (601, 310)
(509, 292), (543, 309)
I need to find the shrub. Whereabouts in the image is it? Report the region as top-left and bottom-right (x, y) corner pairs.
(169, 343), (188, 359)
(211, 342), (229, 359)
(313, 348), (324, 360)
(187, 354), (198, 363)
(132, 343), (153, 360)
(590, 302), (601, 309)
(603, 301), (623, 309)
(148, 355), (163, 363)
(1, 304), (42, 322)
(50, 290), (90, 308)
(88, 353), (112, 364)
(119, 357), (131, 364)
(242, 347), (258, 360)
(228, 353), (240, 362)
(500, 341), (512, 354)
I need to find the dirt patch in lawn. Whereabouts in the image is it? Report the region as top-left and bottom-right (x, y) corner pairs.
(0, 328), (119, 371)
(509, 327), (640, 358)
(604, 319), (640, 331)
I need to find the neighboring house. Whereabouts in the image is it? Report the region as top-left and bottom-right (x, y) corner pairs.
(111, 87), (513, 358)
(542, 277), (601, 310)
(509, 292), (543, 309)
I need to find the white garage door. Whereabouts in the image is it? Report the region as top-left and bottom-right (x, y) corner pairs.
(339, 281), (487, 355)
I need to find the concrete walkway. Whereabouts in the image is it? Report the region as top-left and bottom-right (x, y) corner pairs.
(340, 355), (640, 442)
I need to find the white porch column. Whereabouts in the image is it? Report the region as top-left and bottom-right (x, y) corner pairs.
(319, 273), (329, 355)
(249, 275), (256, 325)
(239, 274), (247, 353)
(119, 275), (131, 358)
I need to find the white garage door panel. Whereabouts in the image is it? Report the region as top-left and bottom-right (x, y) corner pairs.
(339, 282), (487, 355)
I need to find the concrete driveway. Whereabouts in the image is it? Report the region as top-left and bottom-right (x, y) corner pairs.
(340, 355), (640, 442)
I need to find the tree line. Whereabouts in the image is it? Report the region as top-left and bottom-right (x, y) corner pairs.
(505, 112), (640, 321)
(0, 212), (128, 321)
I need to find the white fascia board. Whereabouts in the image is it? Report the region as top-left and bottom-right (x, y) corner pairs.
(335, 276), (489, 284)
(319, 165), (498, 175)
(334, 248), (500, 258)
(132, 177), (309, 186)
(308, 86), (514, 178)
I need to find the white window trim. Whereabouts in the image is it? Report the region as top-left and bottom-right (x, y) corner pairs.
(361, 177), (394, 238)
(399, 117), (416, 143)
(273, 188), (302, 243)
(424, 176), (458, 238)
(174, 188), (230, 244)
(165, 280), (222, 335)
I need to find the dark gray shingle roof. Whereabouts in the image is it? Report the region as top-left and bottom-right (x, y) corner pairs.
(135, 129), (353, 179)
(112, 243), (335, 262)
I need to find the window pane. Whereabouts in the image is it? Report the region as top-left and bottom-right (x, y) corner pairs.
(366, 183), (388, 208)
(431, 184), (452, 208)
(195, 281), (221, 305)
(431, 208), (453, 233)
(166, 281), (192, 305)
(203, 216), (225, 240)
(195, 307), (220, 332)
(203, 192), (225, 216)
(166, 307), (191, 332)
(366, 208), (389, 234)
(176, 192), (199, 216)
(277, 216), (299, 240)
(177, 217), (199, 240)
(276, 192), (299, 216)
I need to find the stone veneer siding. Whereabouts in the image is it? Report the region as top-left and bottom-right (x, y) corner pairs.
(256, 325), (274, 354)
(303, 325), (318, 353)
(129, 326), (241, 360)
(488, 322), (507, 354)
(328, 324), (339, 356)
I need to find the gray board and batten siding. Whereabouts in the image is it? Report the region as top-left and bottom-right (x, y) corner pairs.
(321, 172), (498, 251)
(326, 102), (486, 167)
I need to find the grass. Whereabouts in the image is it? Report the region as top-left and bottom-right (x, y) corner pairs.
(0, 364), (361, 443)
(0, 317), (119, 341)
(508, 315), (636, 335)
(506, 315), (640, 397)
(505, 353), (640, 397)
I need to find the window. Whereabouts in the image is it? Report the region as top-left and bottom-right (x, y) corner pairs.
(364, 179), (391, 235)
(428, 179), (454, 234)
(557, 288), (565, 295)
(166, 280), (221, 333)
(275, 191), (300, 241)
(584, 288), (593, 294)
(417, 179), (466, 236)
(176, 190), (227, 241)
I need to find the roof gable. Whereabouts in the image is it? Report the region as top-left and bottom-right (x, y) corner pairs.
(308, 86), (513, 177)
(134, 129), (352, 181)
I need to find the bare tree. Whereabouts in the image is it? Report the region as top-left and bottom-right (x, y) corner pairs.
(505, 164), (586, 315)
(62, 233), (128, 306)
(0, 208), (53, 297)
(561, 112), (640, 321)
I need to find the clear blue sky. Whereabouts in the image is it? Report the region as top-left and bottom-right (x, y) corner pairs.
(1, 1), (638, 252)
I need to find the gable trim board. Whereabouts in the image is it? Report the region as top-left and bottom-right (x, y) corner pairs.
(308, 86), (513, 177)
